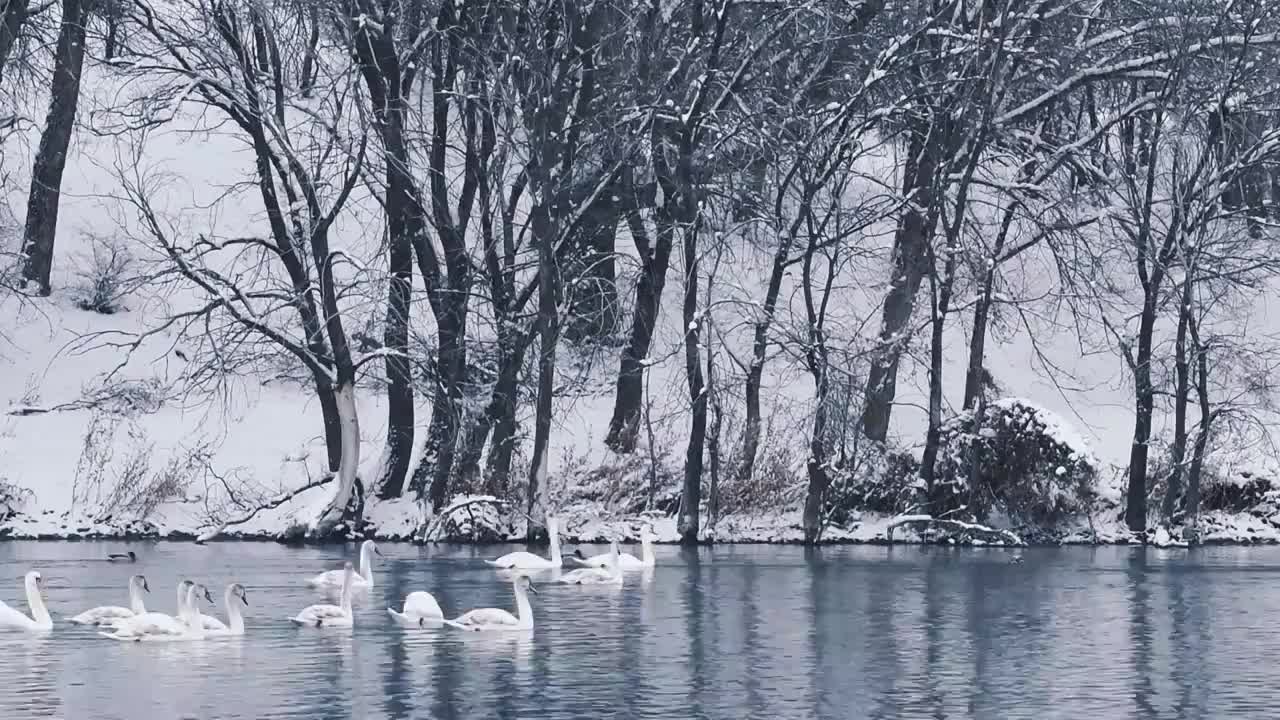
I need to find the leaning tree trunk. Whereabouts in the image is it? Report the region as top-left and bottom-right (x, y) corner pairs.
(605, 217), (674, 453)
(21, 0), (88, 295)
(312, 382), (361, 536)
(861, 122), (940, 442)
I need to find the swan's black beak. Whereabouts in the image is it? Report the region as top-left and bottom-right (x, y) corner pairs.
(203, 588), (214, 604)
(573, 549), (586, 559)
(374, 546), (384, 557)
(142, 579), (151, 593)
(242, 594), (249, 606)
(418, 617), (426, 628)
(527, 584), (539, 595)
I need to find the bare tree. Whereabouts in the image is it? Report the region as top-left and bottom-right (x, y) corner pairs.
(20, 0), (89, 294)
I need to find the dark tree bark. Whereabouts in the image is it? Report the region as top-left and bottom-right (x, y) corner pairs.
(0, 0), (30, 85)
(1184, 312), (1211, 531)
(861, 121), (941, 442)
(21, 0), (89, 295)
(300, 2), (320, 97)
(1161, 280), (1192, 522)
(800, 220), (837, 544)
(526, 201), (559, 538)
(675, 183), (706, 546)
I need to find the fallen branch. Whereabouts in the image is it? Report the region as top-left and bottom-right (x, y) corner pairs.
(885, 514), (1025, 546)
(195, 475), (333, 543)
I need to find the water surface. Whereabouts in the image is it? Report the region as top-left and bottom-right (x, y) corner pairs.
(0, 541), (1272, 719)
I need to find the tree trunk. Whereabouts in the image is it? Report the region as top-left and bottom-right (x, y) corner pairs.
(1125, 292), (1159, 533)
(484, 337), (529, 497)
(526, 203), (558, 541)
(376, 241), (414, 499)
(0, 0), (29, 86)
(315, 374), (343, 472)
(453, 413), (491, 492)
(312, 383), (361, 537)
(564, 197), (620, 343)
(738, 224), (796, 485)
(861, 122), (939, 442)
(605, 216), (674, 453)
(1184, 313), (1210, 534)
(801, 384), (829, 544)
(299, 2), (320, 97)
(21, 0), (88, 295)
(678, 224), (706, 546)
(1161, 286), (1191, 522)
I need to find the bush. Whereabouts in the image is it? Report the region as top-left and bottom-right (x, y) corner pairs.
(72, 235), (137, 314)
(0, 479), (33, 522)
(934, 398), (1098, 528)
(825, 445), (921, 522)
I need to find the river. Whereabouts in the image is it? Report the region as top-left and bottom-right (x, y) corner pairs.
(0, 541), (1271, 719)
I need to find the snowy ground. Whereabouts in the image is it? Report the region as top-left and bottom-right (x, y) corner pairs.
(2, 60), (1280, 546)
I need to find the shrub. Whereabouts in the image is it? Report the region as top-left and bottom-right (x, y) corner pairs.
(72, 235), (137, 314)
(825, 444), (922, 522)
(934, 398), (1099, 528)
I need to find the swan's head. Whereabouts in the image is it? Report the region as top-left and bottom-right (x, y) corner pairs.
(342, 560), (356, 575)
(516, 575), (538, 595)
(610, 539), (621, 556)
(231, 583), (248, 606)
(25, 571), (43, 589)
(363, 539), (382, 557)
(196, 584), (214, 605)
(131, 574), (150, 593)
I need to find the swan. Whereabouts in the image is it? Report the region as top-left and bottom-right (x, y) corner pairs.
(307, 539), (381, 590)
(388, 591), (444, 628)
(203, 584), (248, 637)
(188, 584), (227, 630)
(0, 571), (53, 631)
(102, 581), (206, 641)
(107, 551), (137, 563)
(69, 574), (150, 626)
(559, 540), (624, 585)
(444, 575), (537, 632)
(102, 580), (194, 636)
(290, 562), (355, 628)
(486, 517), (563, 570)
(572, 527), (657, 570)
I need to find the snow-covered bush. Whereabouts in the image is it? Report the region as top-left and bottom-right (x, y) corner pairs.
(934, 398), (1099, 528)
(72, 234), (138, 314)
(825, 443), (921, 522)
(0, 478), (33, 522)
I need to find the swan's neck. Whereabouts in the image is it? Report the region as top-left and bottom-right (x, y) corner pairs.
(224, 588), (245, 633)
(642, 537), (655, 565)
(176, 585), (189, 615)
(183, 587), (204, 637)
(513, 586), (533, 629)
(548, 525), (562, 565)
(25, 577), (50, 625)
(359, 544), (375, 584)
(128, 582), (146, 614)
(340, 572), (354, 614)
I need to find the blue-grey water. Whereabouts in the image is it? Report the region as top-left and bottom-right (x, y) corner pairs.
(0, 542), (1272, 719)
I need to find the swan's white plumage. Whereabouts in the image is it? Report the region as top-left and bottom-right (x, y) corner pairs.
(560, 540), (625, 585)
(444, 576), (536, 632)
(291, 562), (355, 627)
(307, 540), (378, 590)
(573, 529), (657, 570)
(102, 582), (204, 641)
(203, 584), (248, 637)
(388, 591), (444, 627)
(486, 517), (563, 569)
(70, 574), (149, 626)
(0, 571), (52, 631)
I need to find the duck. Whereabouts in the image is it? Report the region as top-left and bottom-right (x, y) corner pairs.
(69, 574), (150, 626)
(0, 570), (53, 631)
(486, 517), (563, 570)
(290, 562), (356, 628)
(572, 527), (657, 570)
(388, 591), (444, 628)
(560, 540), (625, 585)
(107, 551), (137, 563)
(444, 575), (536, 632)
(307, 540), (381, 591)
(203, 584), (249, 637)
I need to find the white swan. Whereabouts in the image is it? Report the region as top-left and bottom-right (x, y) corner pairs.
(70, 574), (150, 626)
(444, 575), (537, 632)
(572, 527), (657, 570)
(102, 581), (205, 641)
(203, 584), (248, 637)
(0, 571), (53, 631)
(388, 591), (444, 628)
(560, 540), (624, 585)
(307, 539), (381, 590)
(290, 562), (355, 628)
(486, 517), (563, 570)
(187, 583), (228, 630)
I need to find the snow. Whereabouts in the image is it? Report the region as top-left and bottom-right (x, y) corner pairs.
(0, 53), (1277, 548)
